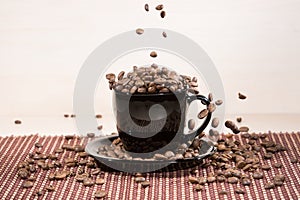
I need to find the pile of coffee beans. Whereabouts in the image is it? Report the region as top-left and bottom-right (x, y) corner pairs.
(106, 65), (200, 95)
(97, 136), (206, 161)
(188, 132), (289, 194)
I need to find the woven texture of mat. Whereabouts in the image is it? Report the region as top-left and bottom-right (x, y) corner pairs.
(0, 132), (299, 200)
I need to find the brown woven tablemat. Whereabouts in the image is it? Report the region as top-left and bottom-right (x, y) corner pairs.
(0, 132), (299, 200)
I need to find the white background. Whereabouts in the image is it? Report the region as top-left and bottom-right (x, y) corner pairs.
(0, 0), (300, 135)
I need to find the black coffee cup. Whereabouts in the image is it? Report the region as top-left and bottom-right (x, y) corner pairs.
(113, 90), (211, 154)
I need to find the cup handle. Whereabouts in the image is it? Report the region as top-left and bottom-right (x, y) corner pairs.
(185, 94), (212, 140)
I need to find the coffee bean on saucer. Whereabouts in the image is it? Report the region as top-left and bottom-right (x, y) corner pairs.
(150, 51), (157, 58)
(198, 109), (208, 119)
(144, 4), (149, 12)
(160, 11), (166, 18)
(95, 190), (107, 199)
(238, 92), (247, 100)
(211, 118), (219, 128)
(188, 119), (195, 130)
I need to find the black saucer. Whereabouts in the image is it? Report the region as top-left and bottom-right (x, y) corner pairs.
(85, 135), (216, 173)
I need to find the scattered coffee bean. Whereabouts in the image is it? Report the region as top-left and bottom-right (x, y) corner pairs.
(23, 181), (34, 188)
(198, 109), (208, 119)
(194, 184), (203, 191)
(228, 177), (239, 184)
(64, 114), (69, 118)
(35, 142), (42, 148)
(96, 178), (105, 185)
(136, 28), (144, 35)
(150, 51), (157, 58)
(160, 11), (166, 18)
(141, 181), (151, 188)
(189, 176), (199, 184)
(156, 4), (164, 10)
(241, 178), (251, 186)
(252, 172), (264, 179)
(219, 190), (228, 195)
(55, 148), (64, 153)
(144, 4), (149, 12)
(18, 169), (30, 179)
(274, 174), (285, 182)
(46, 185), (55, 192)
(274, 180), (284, 186)
(261, 165), (271, 171)
(273, 163), (282, 168)
(162, 32), (167, 38)
(135, 177), (146, 183)
(291, 158), (299, 163)
(207, 176), (216, 183)
(83, 178), (94, 186)
(70, 114), (76, 118)
(65, 135), (75, 140)
(235, 188), (245, 194)
(94, 190), (107, 198)
(36, 190), (44, 196)
(215, 99), (223, 106)
(15, 120), (22, 124)
(208, 103), (216, 113)
(264, 153), (273, 159)
(211, 118), (219, 128)
(238, 92), (247, 100)
(265, 182), (275, 190)
(188, 119), (195, 130)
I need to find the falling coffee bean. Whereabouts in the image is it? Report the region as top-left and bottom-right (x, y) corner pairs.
(211, 118), (219, 128)
(150, 51), (157, 58)
(160, 11), (166, 18)
(144, 4), (149, 12)
(239, 126), (249, 132)
(208, 103), (216, 113)
(64, 114), (69, 118)
(156, 4), (164, 10)
(238, 92), (247, 100)
(87, 133), (95, 138)
(162, 32), (167, 38)
(215, 99), (223, 106)
(95, 114), (102, 118)
(97, 125), (103, 130)
(236, 117), (242, 123)
(136, 28), (144, 35)
(15, 120), (22, 124)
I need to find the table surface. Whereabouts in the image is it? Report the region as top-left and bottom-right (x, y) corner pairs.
(0, 133), (299, 200)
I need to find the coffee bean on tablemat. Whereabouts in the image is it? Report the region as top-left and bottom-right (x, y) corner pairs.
(265, 182), (275, 190)
(228, 177), (239, 184)
(194, 184), (203, 191)
(141, 181), (151, 188)
(273, 163), (282, 168)
(235, 188), (245, 194)
(23, 181), (34, 188)
(65, 135), (75, 140)
(95, 190), (107, 198)
(96, 178), (105, 185)
(35, 142), (42, 148)
(252, 172), (264, 179)
(219, 190), (228, 195)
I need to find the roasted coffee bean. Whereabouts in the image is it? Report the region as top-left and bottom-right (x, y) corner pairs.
(144, 4), (149, 12)
(238, 92), (247, 100)
(23, 181), (34, 188)
(64, 114), (69, 118)
(95, 114), (102, 118)
(265, 182), (275, 190)
(97, 125), (103, 131)
(87, 132), (95, 138)
(55, 171), (69, 180)
(48, 173), (55, 180)
(91, 168), (101, 175)
(164, 151), (175, 158)
(96, 178), (105, 185)
(36, 190), (44, 196)
(35, 142), (42, 148)
(252, 172), (264, 179)
(156, 4), (164, 10)
(235, 188), (245, 194)
(239, 126), (249, 132)
(27, 176), (36, 181)
(46, 185), (55, 192)
(94, 190), (107, 198)
(264, 153), (273, 159)
(141, 181), (151, 188)
(261, 165), (271, 170)
(70, 114), (76, 118)
(78, 152), (88, 158)
(211, 118), (219, 128)
(83, 178), (94, 186)
(198, 177), (207, 185)
(160, 11), (166, 18)
(274, 180), (284, 186)
(228, 177), (239, 184)
(135, 177), (146, 183)
(74, 145), (85, 152)
(76, 173), (89, 182)
(62, 144), (74, 151)
(219, 190), (228, 195)
(273, 163), (282, 168)
(215, 99), (223, 106)
(217, 176), (226, 182)
(225, 120), (240, 134)
(150, 51), (157, 58)
(162, 32), (167, 38)
(189, 176), (199, 184)
(192, 138), (201, 149)
(241, 178), (251, 186)
(15, 120), (22, 124)
(273, 174), (285, 182)
(137, 87), (147, 93)
(184, 152), (193, 159)
(194, 184), (203, 191)
(208, 93), (213, 101)
(198, 109), (208, 119)
(208, 103), (216, 113)
(236, 117), (242, 123)
(291, 158), (299, 163)
(18, 169), (30, 179)
(154, 153), (168, 160)
(188, 119), (195, 130)
(106, 73), (116, 83)
(55, 148), (64, 153)
(207, 176), (216, 183)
